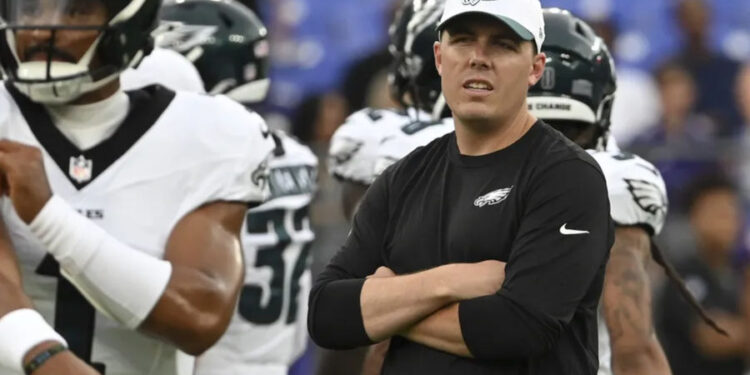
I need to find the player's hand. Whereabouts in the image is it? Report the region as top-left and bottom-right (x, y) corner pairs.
(368, 266), (396, 279)
(0, 140), (53, 224)
(443, 260), (506, 300)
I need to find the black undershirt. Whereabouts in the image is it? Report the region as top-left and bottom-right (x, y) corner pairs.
(309, 121), (614, 374)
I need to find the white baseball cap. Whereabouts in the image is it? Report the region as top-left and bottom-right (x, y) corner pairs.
(437, 0), (546, 51)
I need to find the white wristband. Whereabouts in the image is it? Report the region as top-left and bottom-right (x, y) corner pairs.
(0, 309), (67, 372)
(29, 195), (172, 329)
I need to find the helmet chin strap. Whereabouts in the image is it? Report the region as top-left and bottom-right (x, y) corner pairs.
(431, 93), (446, 121)
(594, 94), (616, 151)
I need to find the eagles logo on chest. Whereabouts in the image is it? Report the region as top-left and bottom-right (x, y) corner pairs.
(474, 186), (513, 207)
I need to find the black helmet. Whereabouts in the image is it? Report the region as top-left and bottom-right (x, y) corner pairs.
(528, 8), (617, 149)
(388, 0), (446, 118)
(158, 0), (270, 103)
(0, 0), (161, 104)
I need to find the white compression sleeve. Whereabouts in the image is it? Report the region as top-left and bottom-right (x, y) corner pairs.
(29, 196), (173, 329)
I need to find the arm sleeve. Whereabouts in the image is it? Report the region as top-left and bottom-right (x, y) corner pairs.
(307, 172), (390, 349)
(458, 160), (614, 360)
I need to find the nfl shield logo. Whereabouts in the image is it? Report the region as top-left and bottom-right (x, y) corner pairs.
(69, 155), (93, 184)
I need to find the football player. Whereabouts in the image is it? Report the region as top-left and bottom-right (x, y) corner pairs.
(157, 1), (319, 374)
(328, 0), (452, 222)
(528, 8), (724, 375)
(371, 0), (455, 179)
(0, 0), (274, 374)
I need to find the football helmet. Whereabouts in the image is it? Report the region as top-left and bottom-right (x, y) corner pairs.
(0, 0), (161, 103)
(158, 0), (270, 103)
(389, 0), (446, 119)
(527, 8), (617, 150)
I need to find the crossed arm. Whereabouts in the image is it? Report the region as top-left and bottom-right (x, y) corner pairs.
(309, 161), (613, 361)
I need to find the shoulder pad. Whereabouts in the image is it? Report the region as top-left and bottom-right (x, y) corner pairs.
(328, 108), (411, 185)
(373, 118), (454, 177)
(589, 150), (668, 235)
(270, 130), (318, 168)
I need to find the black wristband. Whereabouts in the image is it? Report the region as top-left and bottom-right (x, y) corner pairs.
(23, 344), (68, 375)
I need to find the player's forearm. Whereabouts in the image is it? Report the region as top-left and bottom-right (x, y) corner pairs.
(0, 216), (23, 289)
(140, 202), (245, 355)
(611, 338), (671, 375)
(0, 272), (33, 318)
(140, 265), (243, 355)
(400, 303), (472, 357)
(603, 227), (668, 373)
(360, 266), (458, 341)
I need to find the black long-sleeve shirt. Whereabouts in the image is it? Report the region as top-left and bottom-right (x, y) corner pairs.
(309, 121), (614, 374)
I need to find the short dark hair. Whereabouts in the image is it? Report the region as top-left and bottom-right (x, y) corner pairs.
(684, 173), (737, 213)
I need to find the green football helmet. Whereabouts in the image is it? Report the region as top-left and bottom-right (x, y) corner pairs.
(528, 8), (617, 150)
(388, 0), (446, 119)
(158, 0), (270, 103)
(0, 0), (162, 104)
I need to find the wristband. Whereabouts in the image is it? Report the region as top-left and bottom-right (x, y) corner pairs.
(0, 309), (67, 372)
(24, 344), (67, 375)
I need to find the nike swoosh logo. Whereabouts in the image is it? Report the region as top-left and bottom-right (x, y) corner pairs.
(560, 223), (589, 235)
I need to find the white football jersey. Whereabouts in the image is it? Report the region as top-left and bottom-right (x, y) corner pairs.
(120, 48), (205, 93)
(374, 117), (455, 177)
(328, 108), (429, 185)
(195, 131), (318, 375)
(589, 148), (668, 375)
(0, 84), (274, 375)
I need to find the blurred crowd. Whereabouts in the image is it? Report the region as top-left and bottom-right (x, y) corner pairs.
(240, 0), (750, 374)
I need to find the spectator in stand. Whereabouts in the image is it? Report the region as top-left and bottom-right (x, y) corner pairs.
(632, 62), (716, 145)
(737, 64), (750, 130)
(736, 65), (750, 197)
(656, 174), (747, 375)
(629, 62), (719, 209)
(672, 0), (742, 135)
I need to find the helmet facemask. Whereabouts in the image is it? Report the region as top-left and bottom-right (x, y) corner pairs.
(0, 0), (159, 104)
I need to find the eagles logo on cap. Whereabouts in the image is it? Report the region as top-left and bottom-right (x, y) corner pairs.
(440, 0), (545, 51)
(462, 0), (495, 5)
